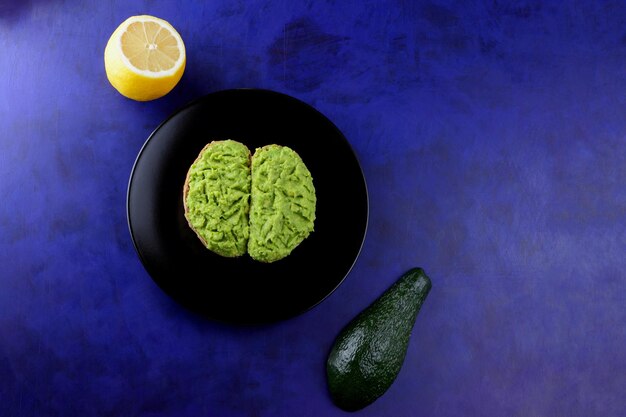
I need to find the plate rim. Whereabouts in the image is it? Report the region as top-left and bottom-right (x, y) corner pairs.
(126, 88), (370, 324)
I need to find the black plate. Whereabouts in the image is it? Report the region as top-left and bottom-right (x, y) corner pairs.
(127, 89), (368, 324)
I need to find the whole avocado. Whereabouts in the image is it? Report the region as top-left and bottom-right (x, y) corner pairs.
(326, 268), (432, 411)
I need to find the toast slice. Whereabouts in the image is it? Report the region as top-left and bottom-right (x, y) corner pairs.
(248, 145), (316, 262)
(183, 140), (251, 257)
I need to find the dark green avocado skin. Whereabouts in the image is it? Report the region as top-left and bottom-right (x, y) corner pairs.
(326, 268), (432, 412)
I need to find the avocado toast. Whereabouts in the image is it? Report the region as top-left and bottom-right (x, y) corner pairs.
(184, 142), (316, 262)
(248, 145), (316, 262)
(183, 140), (251, 257)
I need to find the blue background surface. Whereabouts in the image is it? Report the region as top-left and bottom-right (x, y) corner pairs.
(1, 1), (625, 415)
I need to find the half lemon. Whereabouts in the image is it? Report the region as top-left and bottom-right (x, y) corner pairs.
(104, 15), (186, 101)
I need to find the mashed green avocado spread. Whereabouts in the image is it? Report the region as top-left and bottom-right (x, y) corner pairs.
(248, 145), (316, 263)
(184, 140), (251, 257)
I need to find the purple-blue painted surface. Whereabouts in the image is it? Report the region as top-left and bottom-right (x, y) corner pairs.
(1, 1), (625, 416)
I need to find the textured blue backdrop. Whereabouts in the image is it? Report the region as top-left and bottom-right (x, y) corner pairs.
(1, 1), (625, 416)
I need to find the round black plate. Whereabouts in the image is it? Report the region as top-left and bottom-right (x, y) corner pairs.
(127, 89), (368, 324)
